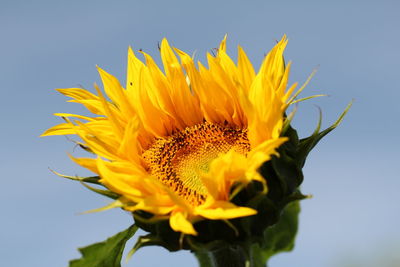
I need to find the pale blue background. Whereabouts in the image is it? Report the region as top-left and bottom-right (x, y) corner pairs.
(1, 0), (399, 266)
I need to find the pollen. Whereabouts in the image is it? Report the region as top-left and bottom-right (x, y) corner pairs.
(142, 121), (250, 206)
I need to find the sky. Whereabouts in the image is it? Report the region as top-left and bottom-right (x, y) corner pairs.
(1, 0), (399, 266)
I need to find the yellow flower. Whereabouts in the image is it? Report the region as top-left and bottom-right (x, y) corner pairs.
(42, 35), (298, 236)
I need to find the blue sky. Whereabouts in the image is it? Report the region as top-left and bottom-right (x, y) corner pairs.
(1, 1), (399, 266)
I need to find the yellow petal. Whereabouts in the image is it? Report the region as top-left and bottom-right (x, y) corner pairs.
(97, 66), (135, 117)
(237, 46), (256, 91)
(97, 158), (151, 199)
(69, 99), (105, 115)
(218, 34), (227, 52)
(56, 87), (98, 101)
(54, 113), (98, 121)
(130, 194), (175, 215)
(69, 155), (99, 174)
(248, 137), (288, 163)
(170, 211), (197, 235)
(71, 120), (118, 159)
(200, 150), (247, 201)
(160, 39), (203, 127)
(117, 116), (142, 163)
(196, 201), (256, 220)
(41, 123), (75, 136)
(94, 83), (124, 139)
(57, 88), (104, 115)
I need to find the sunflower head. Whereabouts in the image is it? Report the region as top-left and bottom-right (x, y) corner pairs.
(43, 36), (348, 254)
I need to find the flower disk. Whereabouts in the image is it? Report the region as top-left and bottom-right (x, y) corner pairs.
(143, 121), (250, 206)
(43, 35), (298, 236)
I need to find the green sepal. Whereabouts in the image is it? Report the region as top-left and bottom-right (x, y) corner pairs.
(297, 101), (353, 167)
(50, 170), (120, 200)
(251, 200), (301, 266)
(126, 234), (164, 261)
(132, 211), (183, 251)
(80, 181), (121, 200)
(79, 176), (102, 185)
(193, 250), (214, 267)
(69, 224), (138, 267)
(50, 169), (102, 186)
(192, 239), (254, 267)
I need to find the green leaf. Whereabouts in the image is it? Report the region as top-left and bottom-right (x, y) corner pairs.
(251, 201), (301, 266)
(69, 224), (138, 267)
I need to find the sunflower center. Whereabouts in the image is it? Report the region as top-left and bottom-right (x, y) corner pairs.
(142, 121), (250, 206)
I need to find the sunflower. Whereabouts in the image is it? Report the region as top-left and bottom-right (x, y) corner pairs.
(42, 35), (299, 236)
